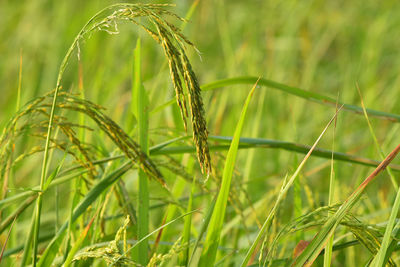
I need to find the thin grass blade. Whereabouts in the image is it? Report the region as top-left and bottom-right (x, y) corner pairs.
(323, 94), (339, 267)
(198, 79), (259, 266)
(356, 84), (398, 189)
(0, 217), (16, 264)
(180, 159), (196, 266)
(189, 194), (217, 265)
(150, 136), (400, 172)
(201, 77), (400, 123)
(240, 106), (342, 267)
(292, 144), (400, 267)
(355, 83), (400, 266)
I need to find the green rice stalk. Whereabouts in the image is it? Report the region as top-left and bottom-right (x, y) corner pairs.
(199, 80), (258, 266)
(16, 4), (213, 262)
(132, 38), (150, 265)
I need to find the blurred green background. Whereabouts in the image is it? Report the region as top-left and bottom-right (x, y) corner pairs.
(1, 0), (400, 265)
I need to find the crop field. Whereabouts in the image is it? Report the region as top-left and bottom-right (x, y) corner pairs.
(1, 0), (400, 266)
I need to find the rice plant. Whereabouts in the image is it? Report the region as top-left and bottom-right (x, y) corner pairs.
(1, 1), (400, 266)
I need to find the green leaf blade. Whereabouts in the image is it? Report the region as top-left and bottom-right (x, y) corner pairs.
(198, 79), (258, 266)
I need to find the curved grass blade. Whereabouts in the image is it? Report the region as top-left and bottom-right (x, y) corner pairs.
(0, 217), (16, 264)
(8, 133), (399, 214)
(356, 84), (400, 266)
(201, 76), (400, 123)
(0, 195), (36, 235)
(0, 169), (88, 210)
(292, 144), (400, 267)
(198, 79), (258, 266)
(150, 136), (400, 172)
(240, 107), (342, 267)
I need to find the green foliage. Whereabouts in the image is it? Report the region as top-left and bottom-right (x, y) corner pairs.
(1, 1), (400, 266)
(199, 80), (258, 266)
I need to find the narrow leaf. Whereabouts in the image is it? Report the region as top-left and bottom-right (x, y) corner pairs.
(241, 106), (342, 267)
(198, 79), (259, 266)
(201, 76), (400, 123)
(293, 144), (400, 266)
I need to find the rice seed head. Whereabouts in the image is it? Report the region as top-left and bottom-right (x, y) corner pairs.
(75, 4), (212, 174)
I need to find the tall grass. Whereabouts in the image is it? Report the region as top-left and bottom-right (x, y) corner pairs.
(1, 1), (400, 266)
(199, 79), (258, 266)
